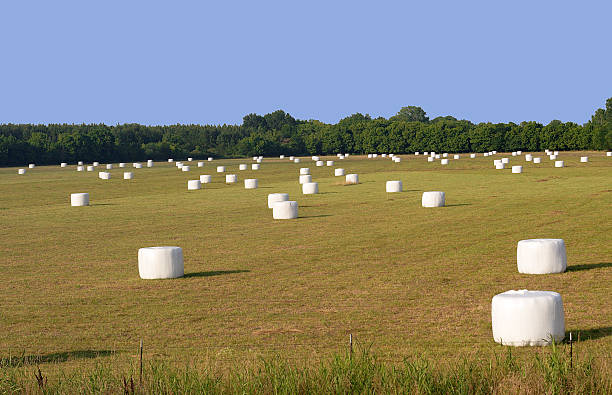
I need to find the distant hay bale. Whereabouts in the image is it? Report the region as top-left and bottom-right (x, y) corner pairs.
(427, 157), (434, 162)
(525, 154), (533, 161)
(580, 156), (588, 163)
(181, 166), (190, 172)
(61, 163), (67, 167)
(119, 163), (126, 168)
(208, 157), (213, 161)
(71, 193), (89, 206)
(106, 164), (113, 170)
(533, 157), (542, 164)
(239, 164), (248, 170)
(18, 168), (26, 175)
(77, 166), (84, 171)
(386, 180), (402, 193)
(294, 158), (301, 163)
(198, 162), (204, 167)
(453, 155), (460, 159)
(441, 159), (449, 165)
(300, 168), (310, 175)
(168, 159), (174, 162)
(272, 201), (298, 219)
(133, 163), (142, 168)
(334, 168), (345, 176)
(226, 174), (237, 184)
(511, 166), (523, 174)
(87, 166), (94, 172)
(187, 157), (193, 162)
(251, 164), (260, 170)
(217, 166), (226, 173)
(345, 174), (359, 184)
(316, 161), (324, 167)
(555, 161), (564, 168)
(98, 172), (111, 180)
(326, 160), (334, 166)
(268, 193), (289, 208)
(29, 164), (35, 169)
(78, 161), (84, 165)
(123, 172), (134, 180)
(199, 175), (212, 183)
(517, 239), (566, 274)
(422, 191), (445, 207)
(244, 179), (258, 189)
(302, 182), (319, 194)
(138, 246), (184, 279)
(299, 174), (312, 184)
(188, 180), (201, 190)
(147, 160), (153, 168)
(93, 162), (99, 167)
(501, 158), (509, 164)
(470, 154), (476, 158)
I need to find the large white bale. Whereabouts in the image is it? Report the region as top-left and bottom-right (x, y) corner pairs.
(147, 160), (153, 168)
(226, 174), (237, 184)
(525, 154), (533, 161)
(187, 157), (193, 162)
(300, 167), (310, 175)
(345, 174), (359, 184)
(106, 164), (113, 170)
(252, 163), (260, 170)
(302, 182), (319, 194)
(517, 239), (567, 274)
(549, 154), (557, 160)
(441, 159), (449, 165)
(554, 151), (559, 155)
(512, 152), (517, 157)
(239, 164), (248, 170)
(415, 152), (420, 155)
(491, 290), (565, 346)
(442, 153), (448, 158)
(373, 154), (378, 158)
(78, 161), (84, 165)
(200, 175), (212, 183)
(289, 156), (295, 160)
(18, 168), (26, 175)
(188, 180), (201, 190)
(607, 152), (612, 157)
(555, 161), (564, 168)
(312, 156), (320, 161)
(272, 201), (298, 219)
(492, 150), (497, 154)
(168, 159), (174, 162)
(93, 162), (99, 167)
(217, 166), (225, 173)
(70, 193), (89, 206)
(435, 154), (441, 159)
(138, 246), (184, 279)
(61, 162), (67, 167)
(299, 174), (312, 184)
(268, 193), (289, 208)
(470, 153), (476, 158)
(394, 157), (402, 162)
(294, 158), (301, 163)
(208, 157), (213, 161)
(176, 162), (183, 168)
(580, 156), (588, 163)
(198, 162), (204, 167)
(484, 153), (489, 157)
(339, 155), (345, 159)
(453, 154), (460, 160)
(512, 166), (523, 174)
(244, 179), (258, 189)
(134, 163), (142, 168)
(427, 157), (434, 162)
(316, 160), (324, 167)
(326, 160), (334, 166)
(533, 157), (542, 164)
(256, 158), (262, 163)
(335, 168), (345, 176)
(367, 154), (373, 158)
(98, 171), (111, 179)
(517, 150), (522, 155)
(424, 151), (429, 155)
(382, 154), (387, 158)
(124, 172), (134, 180)
(280, 155), (285, 159)
(87, 166), (94, 172)
(501, 158), (509, 164)
(422, 191), (445, 207)
(182, 166), (190, 172)
(345, 153), (350, 157)
(252, 156), (258, 161)
(119, 163), (126, 168)
(495, 163), (505, 170)
(77, 166), (84, 171)
(386, 180), (402, 193)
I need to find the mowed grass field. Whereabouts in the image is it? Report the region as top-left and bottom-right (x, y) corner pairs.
(0, 151), (610, 377)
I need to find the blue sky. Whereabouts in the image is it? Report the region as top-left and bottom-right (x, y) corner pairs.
(1, 0), (610, 125)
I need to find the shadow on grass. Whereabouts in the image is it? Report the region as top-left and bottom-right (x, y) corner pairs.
(299, 214), (332, 219)
(184, 270), (250, 278)
(566, 262), (612, 272)
(446, 203), (472, 207)
(318, 192), (339, 195)
(1, 350), (114, 367)
(92, 203), (114, 206)
(570, 327), (612, 341)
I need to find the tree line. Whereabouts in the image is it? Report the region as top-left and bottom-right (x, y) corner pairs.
(1, 99), (610, 166)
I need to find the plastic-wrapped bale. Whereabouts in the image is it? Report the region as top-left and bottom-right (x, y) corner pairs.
(280, 155), (285, 159)
(252, 156), (258, 161)
(99, 172), (111, 180)
(106, 164), (113, 170)
(492, 151), (497, 155)
(517, 151), (522, 155)
(138, 246), (184, 279)
(555, 161), (564, 168)
(226, 174), (237, 184)
(134, 163), (143, 169)
(244, 179), (258, 189)
(252, 164), (260, 170)
(119, 163), (126, 168)
(517, 239), (566, 274)
(415, 152), (420, 155)
(491, 290), (565, 346)
(386, 180), (402, 193)
(200, 175), (212, 183)
(268, 193), (289, 208)
(294, 158), (301, 163)
(299, 174), (312, 184)
(470, 154), (476, 158)
(87, 166), (94, 172)
(382, 154), (387, 158)
(302, 182), (319, 194)
(442, 153), (448, 158)
(217, 166), (225, 173)
(71, 193), (89, 206)
(512, 152), (517, 157)
(441, 159), (449, 165)
(273, 201), (298, 219)
(256, 158), (262, 163)
(316, 161), (324, 167)
(326, 160), (334, 166)
(147, 160), (153, 168)
(427, 157), (434, 162)
(501, 158), (509, 164)
(168, 159), (174, 162)
(289, 156), (295, 160)
(78, 161), (84, 165)
(453, 155), (460, 159)
(494, 159), (501, 166)
(239, 164), (247, 170)
(124, 172), (134, 180)
(525, 154), (533, 161)
(335, 168), (345, 176)
(339, 155), (345, 159)
(93, 162), (99, 167)
(312, 156), (320, 161)
(554, 151), (559, 155)
(435, 154), (441, 159)
(208, 157), (213, 161)
(495, 163), (505, 170)
(188, 180), (201, 190)
(18, 168), (26, 175)
(345, 153), (350, 158)
(389, 154), (394, 157)
(187, 157), (193, 162)
(424, 151), (429, 155)
(182, 166), (190, 172)
(367, 154), (373, 158)
(258, 156), (263, 160)
(533, 157), (542, 164)
(549, 154), (557, 160)
(421, 191), (445, 207)
(77, 166), (84, 171)
(607, 152), (612, 157)
(512, 166), (522, 174)
(580, 156), (588, 163)
(373, 154), (378, 158)
(394, 157), (402, 163)
(345, 174), (359, 184)
(484, 153), (489, 157)
(61, 162), (67, 167)
(197, 162), (204, 168)
(176, 162), (183, 168)
(300, 168), (310, 175)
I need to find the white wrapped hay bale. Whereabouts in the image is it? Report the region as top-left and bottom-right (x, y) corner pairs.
(494, 159), (502, 166)
(98, 171), (111, 180)
(217, 166), (225, 173)
(441, 159), (449, 165)
(517, 239), (566, 274)
(168, 159), (174, 162)
(454, 154), (460, 160)
(382, 153), (387, 158)
(93, 162), (99, 167)
(273, 200), (298, 219)
(345, 174), (359, 184)
(394, 157), (401, 163)
(239, 164), (247, 170)
(300, 168), (310, 175)
(244, 179), (258, 189)
(512, 166), (522, 174)
(580, 156), (588, 163)
(78, 161), (83, 166)
(280, 155), (285, 159)
(501, 158), (509, 164)
(134, 163), (142, 168)
(415, 152), (420, 155)
(119, 163), (126, 168)
(187, 180), (201, 190)
(198, 162), (204, 167)
(470, 153), (476, 158)
(61, 162), (67, 167)
(517, 150), (522, 155)
(492, 150), (497, 154)
(424, 151), (429, 155)
(338, 155), (345, 159)
(511, 152), (517, 157)
(106, 164), (113, 170)
(334, 168), (345, 176)
(525, 154), (533, 161)
(252, 163), (260, 170)
(289, 156), (295, 160)
(495, 163), (505, 170)
(549, 154), (557, 160)
(386, 180), (402, 193)
(176, 162), (183, 168)
(316, 161), (324, 167)
(252, 156), (258, 161)
(373, 154), (378, 158)
(302, 182), (319, 194)
(435, 154), (441, 159)
(208, 157), (213, 161)
(124, 172), (134, 180)
(226, 174), (237, 184)
(491, 290), (565, 346)
(484, 153), (489, 157)
(442, 153), (448, 158)
(555, 161), (564, 168)
(138, 246), (184, 279)
(554, 151), (559, 155)
(182, 166), (190, 172)
(427, 157), (434, 162)
(18, 168), (26, 175)
(77, 166), (84, 171)
(187, 157), (193, 162)
(200, 175), (212, 183)
(422, 191), (445, 207)
(256, 158), (262, 163)
(294, 158), (301, 163)
(607, 152), (611, 157)
(312, 156), (320, 161)
(268, 193), (289, 208)
(87, 166), (94, 172)
(326, 160), (334, 166)
(367, 154), (373, 158)
(147, 160), (153, 168)
(299, 174), (312, 184)
(533, 157), (542, 164)
(70, 193), (89, 206)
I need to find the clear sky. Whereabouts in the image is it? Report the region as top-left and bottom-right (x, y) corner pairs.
(1, 0), (610, 126)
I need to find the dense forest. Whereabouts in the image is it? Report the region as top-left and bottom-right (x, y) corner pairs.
(1, 99), (610, 166)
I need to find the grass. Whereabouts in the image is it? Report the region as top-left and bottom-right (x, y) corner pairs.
(1, 151), (611, 391)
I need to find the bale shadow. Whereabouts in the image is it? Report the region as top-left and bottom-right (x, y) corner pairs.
(570, 327), (612, 341)
(92, 203), (114, 206)
(566, 262), (612, 272)
(299, 214), (332, 219)
(445, 203), (472, 207)
(1, 350), (114, 367)
(184, 270), (250, 278)
(318, 192), (339, 195)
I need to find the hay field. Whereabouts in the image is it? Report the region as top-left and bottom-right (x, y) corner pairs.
(0, 152), (610, 376)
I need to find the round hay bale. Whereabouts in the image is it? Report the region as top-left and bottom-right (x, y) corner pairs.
(421, 191), (445, 207)
(268, 193), (289, 208)
(339, 155), (345, 159)
(607, 152), (611, 157)
(367, 154), (373, 158)
(244, 179), (258, 189)
(382, 154), (387, 158)
(299, 174), (312, 184)
(345, 174), (359, 184)
(517, 239), (566, 274)
(106, 164), (113, 170)
(517, 151), (522, 155)
(491, 290), (565, 346)
(134, 163), (142, 168)
(200, 175), (212, 183)
(71, 193), (89, 206)
(511, 166), (522, 174)
(138, 246), (184, 279)
(492, 151), (497, 154)
(124, 172), (134, 180)
(453, 154), (460, 159)
(394, 157), (402, 163)
(188, 180), (201, 190)
(415, 152), (420, 155)
(533, 157), (542, 164)
(181, 166), (190, 172)
(93, 162), (99, 167)
(198, 162), (204, 167)
(386, 180), (402, 193)
(87, 166), (94, 172)
(441, 159), (449, 165)
(335, 168), (345, 176)
(239, 164), (248, 170)
(226, 174), (237, 184)
(300, 168), (310, 175)
(27, 164), (35, 169)
(427, 157), (434, 162)
(119, 163), (126, 168)
(470, 154), (476, 158)
(326, 161), (334, 166)
(435, 154), (441, 159)
(273, 201), (298, 219)
(294, 158), (301, 163)
(78, 161), (84, 166)
(289, 156), (295, 160)
(208, 157), (213, 162)
(252, 164), (260, 170)
(373, 154), (378, 158)
(280, 155), (285, 159)
(168, 159), (174, 162)
(553, 151), (559, 155)
(176, 162), (183, 168)
(495, 163), (505, 170)
(316, 161), (324, 167)
(512, 152), (517, 157)
(147, 160), (153, 168)
(217, 166), (226, 173)
(580, 156), (588, 163)
(442, 153), (448, 158)
(555, 161), (564, 168)
(256, 158), (262, 163)
(501, 158), (509, 164)
(312, 156), (320, 161)
(61, 163), (67, 167)
(302, 182), (319, 194)
(549, 154), (557, 160)
(484, 153), (489, 157)
(98, 172), (111, 180)
(187, 157), (193, 162)
(525, 154), (533, 161)
(424, 151), (429, 155)
(18, 168), (26, 175)
(77, 166), (84, 171)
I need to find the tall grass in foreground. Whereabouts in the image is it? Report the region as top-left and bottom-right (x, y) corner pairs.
(1, 345), (610, 394)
